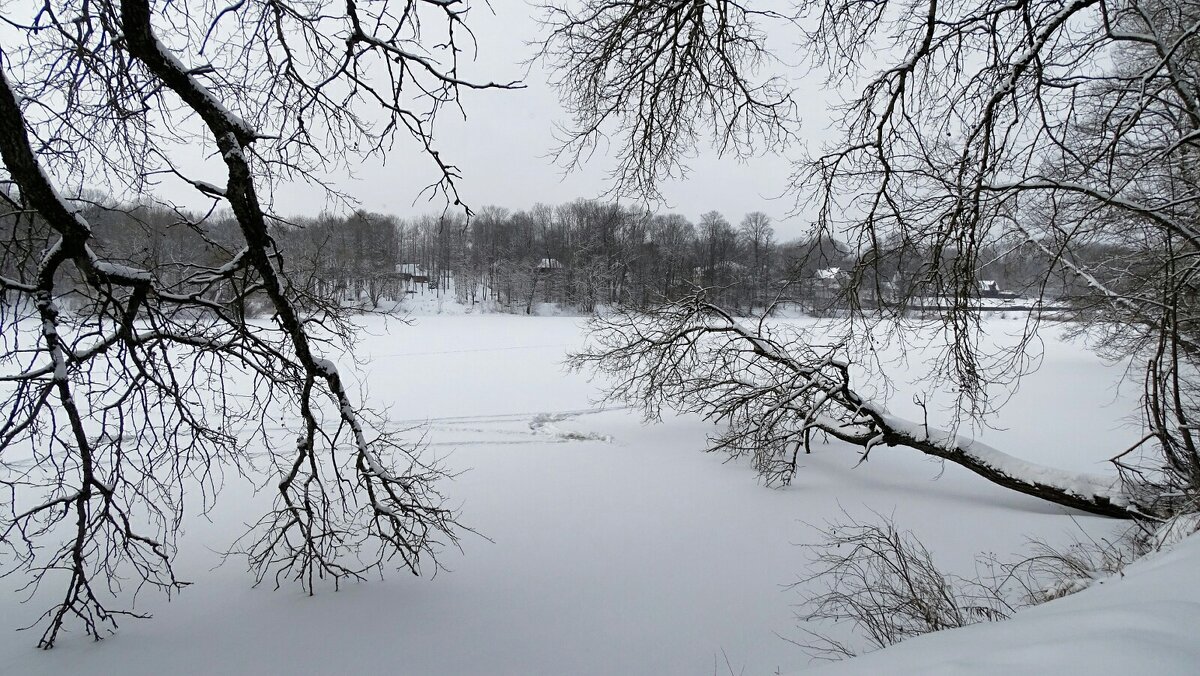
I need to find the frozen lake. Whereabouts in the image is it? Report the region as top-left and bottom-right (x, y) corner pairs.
(0, 314), (1156, 675)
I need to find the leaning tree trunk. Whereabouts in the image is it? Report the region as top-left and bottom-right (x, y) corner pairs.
(569, 293), (1163, 520)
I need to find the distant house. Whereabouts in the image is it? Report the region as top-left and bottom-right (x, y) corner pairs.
(691, 260), (747, 284)
(394, 263), (427, 279)
(392, 263), (430, 290)
(813, 267), (849, 305)
(537, 258), (564, 273)
(978, 279), (1001, 297)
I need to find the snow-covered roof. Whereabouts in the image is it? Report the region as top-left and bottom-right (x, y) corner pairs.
(816, 267), (843, 280)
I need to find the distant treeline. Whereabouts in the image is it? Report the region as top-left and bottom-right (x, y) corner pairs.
(1, 195), (1104, 315)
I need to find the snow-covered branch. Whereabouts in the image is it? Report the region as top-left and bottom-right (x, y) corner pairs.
(570, 293), (1163, 519)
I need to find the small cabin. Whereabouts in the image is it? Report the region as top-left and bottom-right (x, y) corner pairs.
(537, 258), (563, 273)
(812, 267), (849, 304)
(395, 263), (428, 280)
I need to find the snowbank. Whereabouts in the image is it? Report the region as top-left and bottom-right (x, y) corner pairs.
(800, 533), (1200, 675)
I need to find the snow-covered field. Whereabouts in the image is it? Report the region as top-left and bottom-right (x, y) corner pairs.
(1, 314), (1196, 675)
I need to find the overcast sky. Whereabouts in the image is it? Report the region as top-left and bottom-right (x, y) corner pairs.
(258, 3), (831, 241)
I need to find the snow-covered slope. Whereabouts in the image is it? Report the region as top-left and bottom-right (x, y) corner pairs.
(801, 532), (1200, 675)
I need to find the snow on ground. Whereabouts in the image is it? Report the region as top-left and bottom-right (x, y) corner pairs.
(0, 314), (1193, 675)
(800, 531), (1200, 675)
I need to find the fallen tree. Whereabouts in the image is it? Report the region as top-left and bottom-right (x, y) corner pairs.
(543, 0), (1200, 523)
(570, 292), (1167, 520)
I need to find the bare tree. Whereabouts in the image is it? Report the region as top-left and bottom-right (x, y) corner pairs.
(738, 211), (774, 308)
(569, 291), (1162, 517)
(536, 1), (799, 201)
(0, 0), (516, 648)
(793, 510), (1153, 659)
(649, 213), (698, 300)
(545, 0), (1200, 515)
(698, 210), (739, 296)
(793, 513), (1015, 660)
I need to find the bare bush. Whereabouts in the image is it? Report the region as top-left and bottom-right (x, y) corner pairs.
(994, 531), (1148, 605)
(793, 514), (1014, 660)
(794, 512), (1166, 660)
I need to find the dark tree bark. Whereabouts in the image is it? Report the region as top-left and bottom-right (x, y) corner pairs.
(570, 292), (1164, 519)
(0, 0), (515, 648)
(544, 0), (1200, 513)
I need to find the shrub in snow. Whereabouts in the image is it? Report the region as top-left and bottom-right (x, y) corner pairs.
(794, 512), (1189, 660)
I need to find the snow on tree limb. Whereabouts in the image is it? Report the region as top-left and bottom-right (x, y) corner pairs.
(569, 292), (1161, 519)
